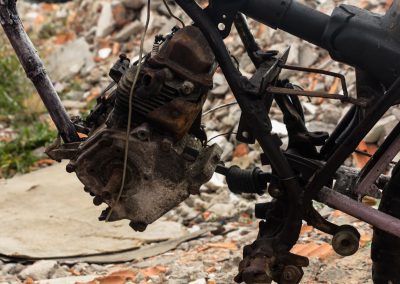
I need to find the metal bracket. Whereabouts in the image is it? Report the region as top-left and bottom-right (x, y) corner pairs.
(204, 0), (247, 38)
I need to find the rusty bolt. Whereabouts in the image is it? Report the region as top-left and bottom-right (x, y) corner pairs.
(180, 81), (195, 95)
(129, 221), (147, 232)
(137, 129), (149, 141)
(66, 163), (76, 173)
(93, 196), (103, 206)
(213, 154), (221, 163)
(161, 139), (172, 152)
(281, 265), (303, 283)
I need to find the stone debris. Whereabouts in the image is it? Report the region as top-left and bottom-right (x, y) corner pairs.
(0, 0), (392, 283)
(19, 260), (58, 280)
(46, 37), (95, 81)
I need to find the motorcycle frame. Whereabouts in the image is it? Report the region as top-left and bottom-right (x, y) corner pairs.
(2, 0), (400, 249)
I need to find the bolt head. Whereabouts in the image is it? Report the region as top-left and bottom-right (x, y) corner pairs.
(180, 81), (195, 95)
(66, 163), (76, 173)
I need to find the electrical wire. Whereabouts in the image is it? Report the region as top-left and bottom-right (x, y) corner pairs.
(207, 132), (237, 144)
(202, 101), (238, 117)
(163, 0), (185, 27)
(106, 0), (151, 222)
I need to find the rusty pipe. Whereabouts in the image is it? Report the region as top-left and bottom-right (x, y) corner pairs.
(318, 187), (400, 238)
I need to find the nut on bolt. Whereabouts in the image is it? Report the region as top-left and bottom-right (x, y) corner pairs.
(281, 265), (303, 284)
(66, 163), (76, 173)
(180, 81), (195, 95)
(160, 139), (172, 152)
(129, 221), (147, 232)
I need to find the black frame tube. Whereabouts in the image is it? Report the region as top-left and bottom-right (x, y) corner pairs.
(176, 0), (303, 248)
(241, 0), (330, 47)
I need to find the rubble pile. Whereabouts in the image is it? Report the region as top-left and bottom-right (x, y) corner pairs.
(0, 0), (395, 283)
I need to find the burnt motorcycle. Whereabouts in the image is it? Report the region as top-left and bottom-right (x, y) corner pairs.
(2, 0), (400, 283)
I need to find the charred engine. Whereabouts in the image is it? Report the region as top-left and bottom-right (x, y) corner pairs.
(50, 26), (222, 231)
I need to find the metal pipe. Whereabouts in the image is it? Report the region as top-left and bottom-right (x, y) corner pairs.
(241, 0), (330, 47)
(233, 13), (262, 67)
(355, 122), (400, 197)
(0, 0), (80, 143)
(318, 187), (400, 237)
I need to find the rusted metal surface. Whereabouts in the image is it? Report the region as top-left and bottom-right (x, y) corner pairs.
(279, 64), (349, 97)
(67, 124), (221, 228)
(318, 187), (400, 237)
(267, 86), (369, 107)
(355, 122), (400, 198)
(45, 25), (222, 230)
(111, 26), (217, 140)
(150, 26), (216, 87)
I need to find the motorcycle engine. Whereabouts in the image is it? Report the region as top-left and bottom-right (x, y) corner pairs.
(48, 26), (222, 231)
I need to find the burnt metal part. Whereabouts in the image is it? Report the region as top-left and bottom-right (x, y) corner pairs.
(317, 187), (400, 238)
(203, 0), (246, 39)
(111, 26), (217, 140)
(187, 0), (303, 242)
(241, 0), (329, 47)
(175, 1), (305, 282)
(0, 0), (79, 143)
(280, 64), (350, 98)
(67, 124), (222, 226)
(285, 151), (388, 199)
(109, 54), (130, 83)
(233, 13), (278, 68)
(273, 84), (323, 159)
(45, 138), (80, 161)
(335, 166), (385, 199)
(241, 0), (400, 88)
(45, 26), (222, 230)
(267, 63), (370, 107)
(304, 76), (400, 206)
(268, 86), (368, 107)
(149, 26), (216, 87)
(320, 105), (360, 159)
(355, 122), (400, 199)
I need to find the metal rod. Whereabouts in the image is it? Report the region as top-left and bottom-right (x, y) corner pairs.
(267, 86), (368, 107)
(305, 76), (400, 201)
(279, 63), (349, 98)
(233, 13), (262, 67)
(0, 0), (80, 143)
(355, 122), (400, 197)
(318, 187), (400, 238)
